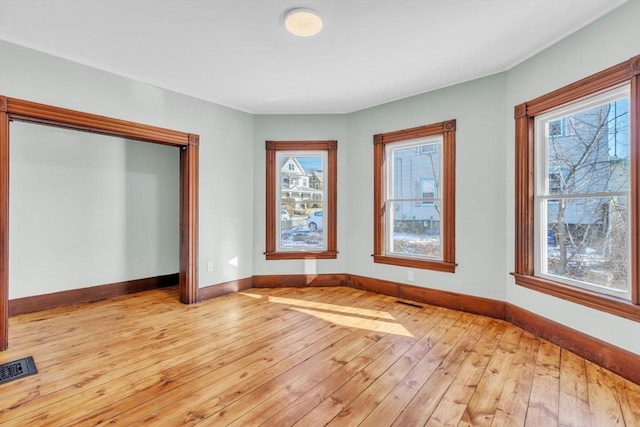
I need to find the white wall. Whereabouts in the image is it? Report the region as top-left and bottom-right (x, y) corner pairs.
(252, 114), (348, 276)
(0, 40), (254, 296)
(504, 0), (640, 354)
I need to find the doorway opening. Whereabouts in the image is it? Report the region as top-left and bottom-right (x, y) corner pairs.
(0, 95), (199, 350)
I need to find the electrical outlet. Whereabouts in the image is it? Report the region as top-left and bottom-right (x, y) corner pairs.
(407, 270), (414, 282)
(207, 261), (214, 272)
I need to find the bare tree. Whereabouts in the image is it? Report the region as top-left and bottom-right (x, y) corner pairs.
(546, 101), (629, 287)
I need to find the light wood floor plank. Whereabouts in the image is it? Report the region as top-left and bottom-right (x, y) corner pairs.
(382, 315), (487, 427)
(524, 339), (561, 426)
(260, 306), (449, 427)
(356, 314), (481, 427)
(0, 286), (638, 426)
(458, 325), (524, 426)
(558, 349), (592, 427)
(2, 294), (324, 423)
(148, 322), (394, 423)
(585, 360), (625, 426)
(490, 332), (539, 427)
(91, 288), (389, 425)
(424, 318), (505, 427)
(218, 301), (434, 427)
(8, 310), (327, 425)
(616, 375), (640, 426)
(293, 310), (463, 427)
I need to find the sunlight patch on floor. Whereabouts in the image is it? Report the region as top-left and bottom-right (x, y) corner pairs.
(290, 307), (413, 337)
(239, 292), (263, 299)
(266, 295), (395, 320)
(238, 292), (411, 336)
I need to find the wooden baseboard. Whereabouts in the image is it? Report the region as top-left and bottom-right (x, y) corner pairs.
(347, 274), (640, 384)
(348, 274), (506, 319)
(11, 270), (638, 384)
(8, 273), (179, 316)
(252, 273), (348, 288)
(506, 304), (640, 385)
(199, 277), (253, 301)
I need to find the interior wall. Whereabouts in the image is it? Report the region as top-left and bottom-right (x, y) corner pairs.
(346, 74), (508, 301)
(9, 123), (179, 298)
(504, 0), (640, 354)
(252, 114), (348, 276)
(0, 39), (254, 295)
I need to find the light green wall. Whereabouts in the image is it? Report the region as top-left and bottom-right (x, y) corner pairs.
(346, 74), (508, 301)
(0, 39), (254, 297)
(504, 0), (640, 354)
(10, 123), (179, 297)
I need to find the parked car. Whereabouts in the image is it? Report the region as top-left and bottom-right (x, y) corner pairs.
(307, 211), (323, 231)
(281, 210), (290, 221)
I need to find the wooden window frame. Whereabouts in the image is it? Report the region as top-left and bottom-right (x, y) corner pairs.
(265, 140), (337, 260)
(514, 54), (640, 321)
(373, 120), (456, 273)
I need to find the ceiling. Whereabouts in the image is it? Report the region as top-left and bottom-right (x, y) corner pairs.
(0, 0), (627, 114)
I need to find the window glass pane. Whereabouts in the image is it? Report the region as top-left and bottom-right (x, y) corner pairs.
(386, 138), (442, 260)
(278, 154), (325, 250)
(535, 87), (631, 299)
(390, 142), (441, 200)
(542, 197), (629, 296)
(545, 96), (630, 195)
(388, 201), (441, 259)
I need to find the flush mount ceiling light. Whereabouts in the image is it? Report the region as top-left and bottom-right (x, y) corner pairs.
(284, 8), (323, 37)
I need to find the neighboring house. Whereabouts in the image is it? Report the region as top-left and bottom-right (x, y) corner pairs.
(391, 146), (441, 233)
(310, 171), (323, 190)
(281, 157), (323, 211)
(546, 100), (629, 231)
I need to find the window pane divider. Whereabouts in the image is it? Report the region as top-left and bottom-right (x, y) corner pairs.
(387, 198), (442, 202)
(537, 191), (628, 199)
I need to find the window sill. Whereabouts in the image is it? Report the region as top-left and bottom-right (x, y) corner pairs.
(512, 273), (640, 322)
(373, 254), (456, 273)
(266, 251), (337, 260)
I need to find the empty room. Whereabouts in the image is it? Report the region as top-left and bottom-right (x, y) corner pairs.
(0, 0), (639, 425)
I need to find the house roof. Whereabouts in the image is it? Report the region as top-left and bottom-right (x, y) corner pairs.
(0, 0), (625, 114)
(281, 157), (306, 176)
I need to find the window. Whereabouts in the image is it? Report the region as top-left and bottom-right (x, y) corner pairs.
(514, 54), (640, 320)
(373, 120), (456, 272)
(265, 140), (337, 259)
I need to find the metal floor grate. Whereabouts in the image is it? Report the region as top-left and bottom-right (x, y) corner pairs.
(0, 356), (38, 385)
(396, 300), (424, 309)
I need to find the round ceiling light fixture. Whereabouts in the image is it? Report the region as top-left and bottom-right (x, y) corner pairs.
(284, 8), (323, 37)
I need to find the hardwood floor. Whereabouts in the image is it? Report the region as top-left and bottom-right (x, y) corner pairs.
(1, 286), (639, 426)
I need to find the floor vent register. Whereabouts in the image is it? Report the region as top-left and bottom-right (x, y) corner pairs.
(0, 356), (38, 385)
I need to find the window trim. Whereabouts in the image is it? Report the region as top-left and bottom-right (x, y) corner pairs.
(513, 54), (640, 321)
(373, 120), (456, 273)
(265, 140), (337, 260)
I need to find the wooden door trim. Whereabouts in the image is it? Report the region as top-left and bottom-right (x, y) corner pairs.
(0, 95), (199, 350)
